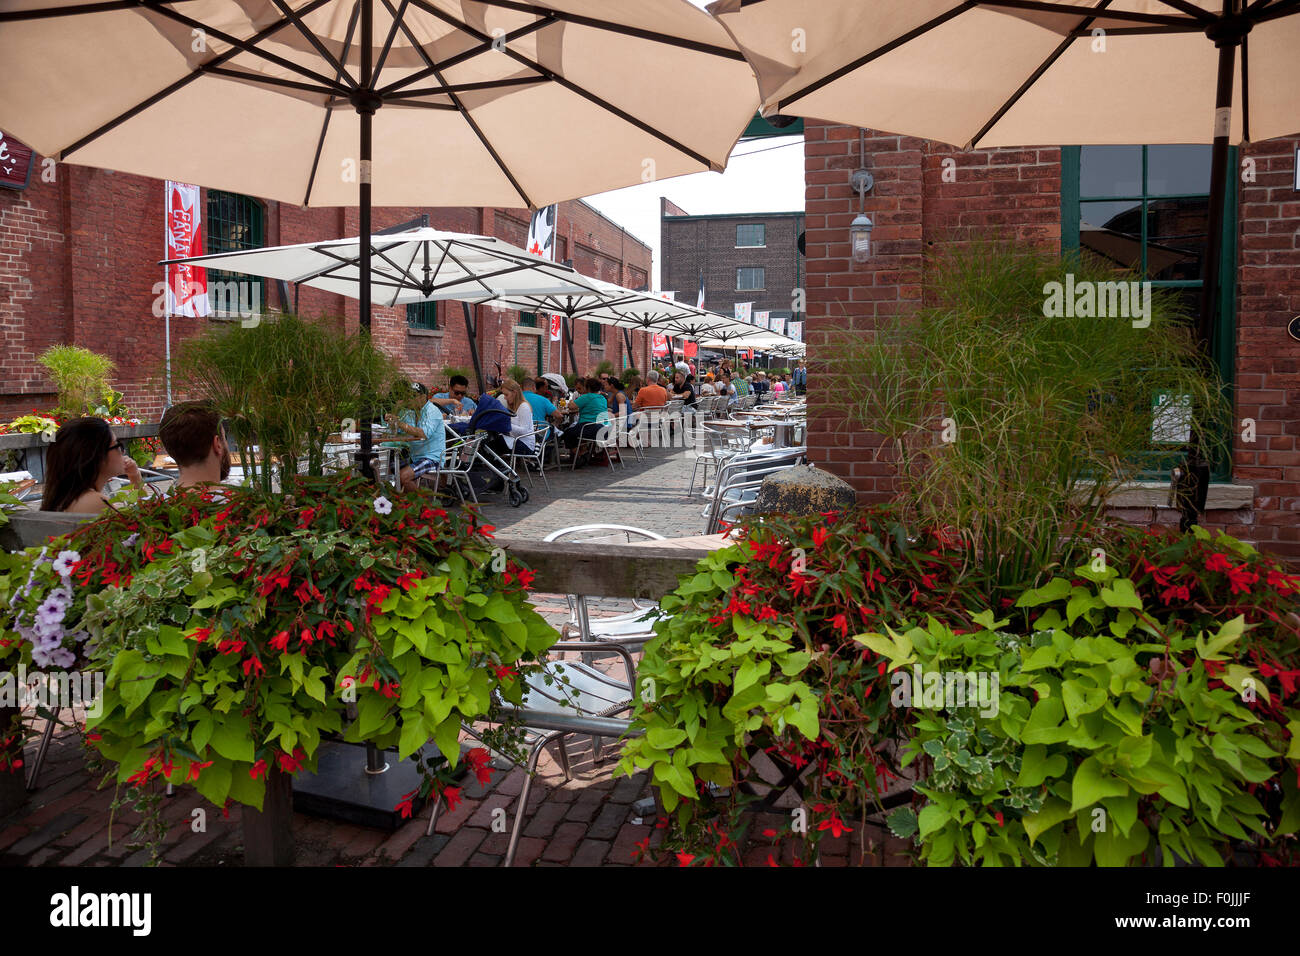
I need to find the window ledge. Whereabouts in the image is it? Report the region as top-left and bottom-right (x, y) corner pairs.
(514, 325), (542, 335)
(407, 328), (443, 338)
(1078, 480), (1254, 510)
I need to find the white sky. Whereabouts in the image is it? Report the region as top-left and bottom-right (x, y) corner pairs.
(580, 0), (805, 290)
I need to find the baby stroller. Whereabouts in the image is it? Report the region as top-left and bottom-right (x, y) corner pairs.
(462, 393), (530, 508)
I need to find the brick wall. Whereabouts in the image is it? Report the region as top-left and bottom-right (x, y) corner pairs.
(0, 163), (652, 421)
(803, 119), (1300, 559)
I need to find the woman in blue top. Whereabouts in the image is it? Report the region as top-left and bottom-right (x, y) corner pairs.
(562, 377), (608, 454)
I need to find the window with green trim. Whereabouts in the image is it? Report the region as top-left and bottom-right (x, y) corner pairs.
(206, 191), (266, 315)
(736, 223), (765, 247)
(587, 320), (603, 346)
(406, 301), (438, 331)
(737, 266), (765, 291)
(518, 311), (538, 328)
(1061, 144), (1237, 480)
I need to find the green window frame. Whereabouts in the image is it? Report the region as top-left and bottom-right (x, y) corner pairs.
(206, 190), (266, 315)
(1060, 145), (1237, 481)
(737, 266), (765, 291)
(736, 223), (765, 247)
(587, 320), (603, 346)
(518, 311), (538, 328)
(406, 300), (438, 331)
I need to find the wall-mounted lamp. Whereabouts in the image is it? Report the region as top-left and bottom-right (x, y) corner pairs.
(849, 129), (874, 262)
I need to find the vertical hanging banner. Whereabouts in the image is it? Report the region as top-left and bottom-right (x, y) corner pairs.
(549, 313), (563, 341)
(683, 340), (698, 358)
(527, 205), (558, 260)
(165, 181), (209, 316)
(787, 321), (803, 342)
(696, 271), (706, 309)
(773, 316), (787, 336)
(734, 301), (753, 324)
(652, 333), (670, 357)
(753, 310), (770, 330)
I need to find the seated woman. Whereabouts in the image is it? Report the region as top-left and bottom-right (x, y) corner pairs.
(603, 377), (631, 421)
(40, 417), (146, 513)
(499, 379), (536, 456)
(562, 378), (608, 456)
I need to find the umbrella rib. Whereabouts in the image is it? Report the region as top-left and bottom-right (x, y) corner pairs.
(372, 0), (411, 86)
(377, 18), (552, 96)
(359, 99), (459, 109)
(394, 76), (548, 97)
(779, 2), (978, 109)
(56, 0), (337, 159)
(268, 0), (359, 88)
(968, 0), (1115, 149)
(205, 65), (338, 97)
(304, 0), (361, 207)
(418, 0), (720, 172)
(380, 0), (539, 208)
(1151, 0), (1216, 19)
(1255, 0), (1300, 22)
(0, 0), (206, 21)
(469, 0), (747, 60)
(977, 0), (1191, 25)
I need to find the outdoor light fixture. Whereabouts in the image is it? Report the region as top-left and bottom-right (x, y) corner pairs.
(850, 128), (874, 262)
(850, 213), (874, 263)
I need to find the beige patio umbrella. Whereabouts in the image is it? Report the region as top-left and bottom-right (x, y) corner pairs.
(709, 0), (1300, 527)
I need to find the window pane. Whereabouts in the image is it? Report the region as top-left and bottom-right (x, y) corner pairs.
(1146, 197), (1207, 281)
(736, 223), (765, 246)
(206, 190), (265, 312)
(737, 267), (765, 291)
(406, 301), (437, 330)
(1080, 145), (1141, 197)
(519, 311), (537, 328)
(1146, 145), (1211, 196)
(587, 321), (602, 345)
(1079, 200), (1143, 272)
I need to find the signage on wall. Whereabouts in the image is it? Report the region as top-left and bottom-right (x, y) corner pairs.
(0, 130), (35, 191)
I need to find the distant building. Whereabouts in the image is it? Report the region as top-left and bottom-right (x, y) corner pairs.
(659, 198), (804, 345)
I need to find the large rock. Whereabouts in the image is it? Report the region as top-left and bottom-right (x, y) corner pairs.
(754, 464), (856, 517)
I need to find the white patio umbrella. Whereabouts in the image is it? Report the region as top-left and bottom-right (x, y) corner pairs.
(0, 0), (758, 476)
(709, 0), (1300, 526)
(161, 226), (599, 305)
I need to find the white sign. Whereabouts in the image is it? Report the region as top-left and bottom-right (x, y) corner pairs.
(753, 310), (770, 330)
(1152, 392), (1192, 444)
(734, 302), (753, 324)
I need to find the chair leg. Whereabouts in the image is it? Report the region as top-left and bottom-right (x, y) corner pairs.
(504, 737), (552, 867)
(424, 794), (443, 836)
(555, 736), (572, 783)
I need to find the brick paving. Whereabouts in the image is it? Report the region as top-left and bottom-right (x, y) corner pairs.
(0, 444), (913, 867)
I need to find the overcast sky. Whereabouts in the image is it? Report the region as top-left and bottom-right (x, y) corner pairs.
(580, 0), (805, 290)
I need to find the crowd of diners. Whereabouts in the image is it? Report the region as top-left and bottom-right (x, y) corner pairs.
(37, 358), (807, 511)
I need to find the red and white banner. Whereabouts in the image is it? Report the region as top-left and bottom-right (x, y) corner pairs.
(549, 313), (563, 341)
(683, 340), (698, 358)
(165, 181), (209, 316)
(652, 333), (670, 357)
(527, 205), (557, 260)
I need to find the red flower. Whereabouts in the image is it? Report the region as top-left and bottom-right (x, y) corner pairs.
(394, 787), (419, 819)
(316, 620), (336, 643)
(441, 786), (462, 812)
(243, 656), (266, 678)
(189, 627), (213, 644)
(676, 853), (695, 867)
(465, 747), (493, 787)
(396, 572), (422, 592)
(297, 507), (317, 529)
(277, 747), (306, 773)
(268, 630), (290, 652)
(1204, 552), (1233, 574)
(216, 637), (246, 656)
(1266, 570), (1300, 595)
(811, 526), (829, 550)
(831, 613), (849, 637)
(249, 759), (268, 780)
(815, 808), (850, 839)
(188, 760), (213, 782)
(1159, 584), (1191, 606)
(632, 837), (650, 859)
(516, 568), (536, 589)
(1226, 564), (1259, 596)
(762, 828), (777, 838)
(788, 570), (814, 599)
(994, 811), (1005, 828)
(490, 662), (516, 683)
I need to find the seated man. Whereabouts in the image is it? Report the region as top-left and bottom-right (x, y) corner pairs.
(633, 369), (668, 409)
(158, 400), (232, 491)
(432, 374), (478, 415)
(385, 382), (445, 494)
(669, 369), (696, 407)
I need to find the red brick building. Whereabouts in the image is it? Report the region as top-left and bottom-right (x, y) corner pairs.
(802, 119), (1300, 559)
(1, 155), (653, 421)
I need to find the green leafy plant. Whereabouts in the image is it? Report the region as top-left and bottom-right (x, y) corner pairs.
(1, 476), (557, 825)
(828, 241), (1232, 593)
(173, 314), (400, 490)
(879, 550), (1299, 866)
(37, 346), (120, 419)
(440, 367), (472, 384)
(505, 365), (530, 385)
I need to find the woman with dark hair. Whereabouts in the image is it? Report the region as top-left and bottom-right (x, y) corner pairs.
(40, 417), (145, 513)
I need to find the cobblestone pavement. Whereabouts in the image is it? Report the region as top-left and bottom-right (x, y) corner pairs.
(0, 444), (912, 867)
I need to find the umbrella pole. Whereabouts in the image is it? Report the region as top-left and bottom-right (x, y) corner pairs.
(564, 315), (579, 379)
(354, 0), (377, 485)
(463, 302), (486, 395)
(1176, 11), (1245, 531)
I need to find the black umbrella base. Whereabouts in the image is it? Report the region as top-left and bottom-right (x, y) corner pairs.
(292, 740), (455, 830)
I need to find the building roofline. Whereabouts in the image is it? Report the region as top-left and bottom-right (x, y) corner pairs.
(573, 197), (653, 252)
(662, 210), (804, 222)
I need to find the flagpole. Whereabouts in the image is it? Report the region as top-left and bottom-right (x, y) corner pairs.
(163, 182), (172, 408)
